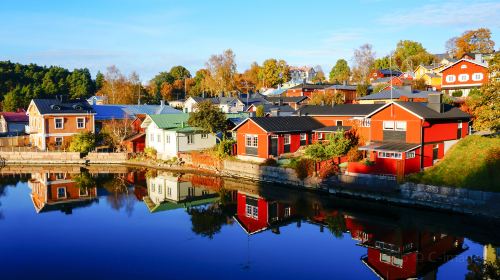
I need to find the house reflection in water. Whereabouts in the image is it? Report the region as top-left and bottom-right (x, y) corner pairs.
(29, 171), (97, 214)
(143, 172), (221, 213)
(233, 191), (297, 235)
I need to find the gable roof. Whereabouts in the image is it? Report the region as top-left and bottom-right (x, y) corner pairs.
(289, 83), (332, 90)
(439, 58), (488, 73)
(0, 112), (28, 122)
(295, 104), (384, 117)
(366, 101), (471, 121)
(265, 96), (308, 103)
(358, 88), (434, 100)
(31, 99), (95, 115)
(233, 116), (324, 133)
(143, 113), (191, 130)
(377, 69), (402, 76)
(92, 104), (180, 121)
(325, 84), (358, 91)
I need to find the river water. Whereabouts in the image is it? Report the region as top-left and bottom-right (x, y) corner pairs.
(0, 166), (498, 280)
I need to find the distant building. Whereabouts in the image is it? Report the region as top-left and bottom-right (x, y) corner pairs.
(369, 69), (402, 81)
(27, 98), (96, 150)
(87, 95), (108, 105)
(357, 86), (435, 104)
(286, 84), (331, 98)
(440, 56), (489, 96)
(183, 96), (246, 113)
(289, 66), (316, 83)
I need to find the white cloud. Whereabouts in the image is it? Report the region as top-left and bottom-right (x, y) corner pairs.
(378, 1), (500, 27)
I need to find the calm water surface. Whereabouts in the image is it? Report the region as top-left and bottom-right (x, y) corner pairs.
(0, 166), (498, 280)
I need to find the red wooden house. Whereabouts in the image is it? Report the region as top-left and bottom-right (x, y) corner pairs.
(285, 84), (331, 98)
(233, 191), (295, 235)
(348, 94), (471, 178)
(123, 115), (146, 153)
(232, 116), (324, 161)
(440, 58), (488, 96)
(369, 69), (402, 81)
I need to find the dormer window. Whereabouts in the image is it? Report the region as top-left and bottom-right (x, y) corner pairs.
(461, 64), (467, 69)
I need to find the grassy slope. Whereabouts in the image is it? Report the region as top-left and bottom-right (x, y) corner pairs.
(407, 135), (500, 192)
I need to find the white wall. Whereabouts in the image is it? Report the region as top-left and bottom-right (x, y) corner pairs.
(183, 98), (197, 113)
(177, 132), (217, 153)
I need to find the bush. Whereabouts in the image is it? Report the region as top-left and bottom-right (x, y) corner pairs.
(452, 90), (463, 97)
(318, 164), (338, 179)
(69, 132), (97, 153)
(144, 147), (157, 159)
(216, 139), (236, 158)
(261, 158), (278, 166)
(347, 147), (363, 162)
(288, 158), (315, 180)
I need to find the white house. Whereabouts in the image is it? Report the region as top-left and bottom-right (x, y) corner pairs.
(183, 96), (245, 113)
(141, 113), (217, 160)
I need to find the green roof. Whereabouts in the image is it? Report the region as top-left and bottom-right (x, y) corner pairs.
(149, 113), (190, 130)
(144, 195), (220, 213)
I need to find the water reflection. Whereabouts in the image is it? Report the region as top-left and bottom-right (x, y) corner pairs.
(0, 166), (499, 279)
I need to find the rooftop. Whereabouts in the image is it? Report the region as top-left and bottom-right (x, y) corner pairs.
(238, 116), (324, 133)
(92, 104), (180, 121)
(296, 104), (384, 116)
(0, 111), (28, 122)
(31, 99), (95, 115)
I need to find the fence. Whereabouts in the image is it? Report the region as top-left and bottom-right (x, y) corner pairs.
(0, 135), (30, 147)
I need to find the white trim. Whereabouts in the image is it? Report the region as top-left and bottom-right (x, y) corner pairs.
(365, 102), (424, 120)
(56, 187), (67, 199)
(76, 117), (85, 129)
(54, 117), (64, 129)
(43, 113), (96, 116)
(439, 58), (488, 73)
(46, 133), (78, 137)
(232, 118), (268, 132)
(441, 83), (483, 88)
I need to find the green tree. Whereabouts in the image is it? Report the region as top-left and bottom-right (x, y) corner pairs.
(304, 130), (354, 161)
(256, 104), (265, 117)
(259, 58), (290, 87)
(68, 68), (94, 99)
(69, 132), (97, 153)
(329, 59), (351, 84)
(2, 88), (22, 111)
(188, 101), (227, 140)
(169, 65), (191, 80)
(95, 71), (105, 91)
(356, 83), (370, 97)
(393, 40), (436, 71)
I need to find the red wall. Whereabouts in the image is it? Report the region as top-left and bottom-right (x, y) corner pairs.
(442, 60), (488, 88)
(423, 121), (468, 142)
(235, 120), (269, 158)
(236, 192), (268, 233)
(370, 104), (422, 143)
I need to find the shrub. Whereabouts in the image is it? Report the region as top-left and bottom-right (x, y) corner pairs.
(318, 164), (338, 179)
(261, 158), (278, 166)
(347, 147), (363, 162)
(216, 139), (236, 158)
(289, 158), (315, 180)
(363, 159), (375, 166)
(69, 132), (97, 153)
(144, 147), (157, 159)
(452, 90), (463, 97)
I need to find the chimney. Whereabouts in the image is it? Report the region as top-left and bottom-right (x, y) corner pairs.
(475, 53), (483, 63)
(160, 100), (165, 108)
(427, 93), (444, 113)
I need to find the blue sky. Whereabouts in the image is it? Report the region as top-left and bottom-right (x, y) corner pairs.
(1, 0), (499, 81)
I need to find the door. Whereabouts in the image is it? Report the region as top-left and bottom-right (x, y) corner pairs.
(270, 136), (278, 156)
(432, 144), (439, 162)
(457, 122), (462, 139)
(283, 134), (291, 153)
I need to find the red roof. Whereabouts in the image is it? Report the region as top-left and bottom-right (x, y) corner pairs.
(0, 112), (28, 122)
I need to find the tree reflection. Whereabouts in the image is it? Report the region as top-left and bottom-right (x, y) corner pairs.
(101, 174), (135, 216)
(466, 255), (500, 280)
(325, 213), (347, 239)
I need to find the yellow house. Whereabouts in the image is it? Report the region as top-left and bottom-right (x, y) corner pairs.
(422, 73), (442, 90)
(484, 244), (499, 263)
(414, 64), (445, 80)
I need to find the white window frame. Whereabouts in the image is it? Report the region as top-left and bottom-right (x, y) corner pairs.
(55, 137), (63, 147)
(383, 121), (395, 130)
(318, 133), (324, 140)
(76, 117), (85, 129)
(166, 135), (170, 144)
(57, 187), (66, 199)
(167, 187), (172, 196)
(378, 151), (402, 159)
(187, 134), (194, 145)
(201, 133), (208, 139)
(157, 134), (162, 143)
(458, 74), (469, 82)
(405, 151), (416, 159)
(245, 204), (258, 219)
(54, 118), (64, 129)
(446, 75), (456, 83)
(150, 133), (154, 142)
(284, 134), (291, 145)
(395, 121), (407, 131)
(336, 120), (343, 126)
(158, 185), (162, 194)
(472, 73), (483, 81)
(151, 183), (155, 192)
(300, 133), (307, 141)
(361, 118), (371, 127)
(245, 134), (258, 147)
(79, 188), (88, 197)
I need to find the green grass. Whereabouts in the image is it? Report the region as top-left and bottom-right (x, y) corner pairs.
(407, 135), (500, 192)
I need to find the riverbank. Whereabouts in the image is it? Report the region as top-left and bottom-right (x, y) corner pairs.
(3, 153), (500, 220)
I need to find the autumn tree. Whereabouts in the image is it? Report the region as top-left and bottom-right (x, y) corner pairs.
(466, 53), (500, 132)
(312, 65), (326, 84)
(97, 66), (142, 104)
(256, 104), (265, 117)
(329, 59), (351, 84)
(352, 44), (375, 83)
(242, 62), (261, 90)
(204, 49), (237, 96)
(448, 28), (496, 58)
(309, 91), (343, 106)
(393, 40), (436, 71)
(259, 59), (290, 88)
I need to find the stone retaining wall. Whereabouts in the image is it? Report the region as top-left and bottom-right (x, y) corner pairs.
(85, 152), (129, 164)
(1, 151), (83, 164)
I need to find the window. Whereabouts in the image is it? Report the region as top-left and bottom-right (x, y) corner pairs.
(383, 121), (395, 130)
(336, 120), (343, 126)
(392, 257), (403, 267)
(57, 187), (66, 199)
(395, 121), (407, 131)
(55, 137), (63, 147)
(76, 117), (85, 129)
(201, 133), (208, 139)
(245, 135), (258, 147)
(55, 118), (64, 129)
(187, 134), (194, 144)
(157, 134), (161, 143)
(406, 151), (416, 159)
(318, 133), (324, 140)
(300, 133), (307, 141)
(461, 64), (467, 69)
(151, 183), (155, 192)
(284, 207), (291, 217)
(361, 118), (371, 127)
(166, 135), (170, 144)
(378, 151), (402, 159)
(158, 186), (162, 194)
(56, 173), (65, 179)
(245, 204), (258, 219)
(446, 75), (456, 83)
(458, 74), (469, 82)
(380, 254), (391, 264)
(79, 188), (88, 196)
(150, 134), (154, 142)
(167, 187), (172, 196)
(284, 134), (291, 145)
(472, 73), (483, 81)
